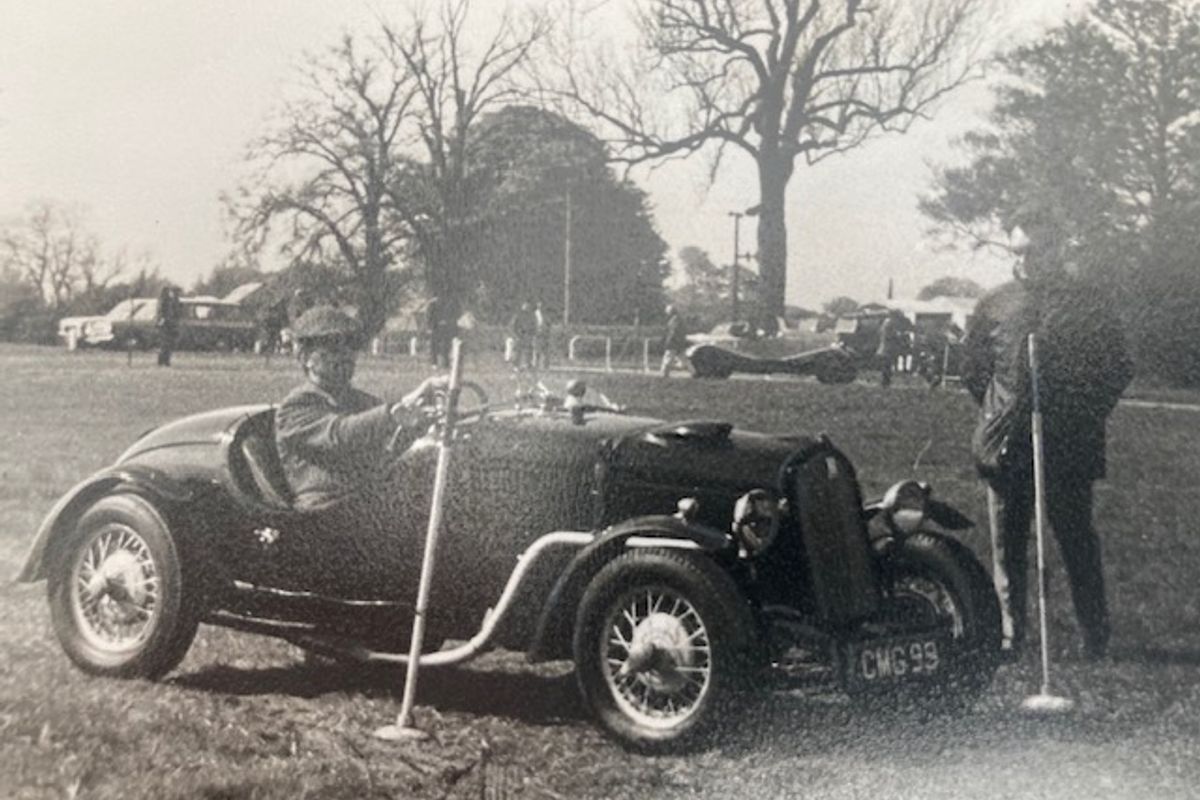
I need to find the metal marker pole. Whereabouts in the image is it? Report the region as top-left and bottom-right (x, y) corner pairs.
(1021, 333), (1073, 713)
(375, 338), (463, 741)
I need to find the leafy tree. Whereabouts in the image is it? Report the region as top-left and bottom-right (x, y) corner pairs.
(921, 0), (1200, 383)
(552, 0), (990, 319)
(917, 276), (984, 301)
(455, 105), (669, 324)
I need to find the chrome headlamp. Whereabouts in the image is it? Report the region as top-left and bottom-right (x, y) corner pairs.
(732, 489), (782, 557)
(881, 480), (930, 533)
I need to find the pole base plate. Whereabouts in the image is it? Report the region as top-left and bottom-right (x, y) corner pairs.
(1020, 693), (1074, 714)
(373, 724), (429, 742)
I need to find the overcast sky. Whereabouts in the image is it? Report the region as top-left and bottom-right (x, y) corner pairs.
(1, 0), (1077, 308)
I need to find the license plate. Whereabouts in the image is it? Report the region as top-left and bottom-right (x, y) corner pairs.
(845, 634), (945, 688)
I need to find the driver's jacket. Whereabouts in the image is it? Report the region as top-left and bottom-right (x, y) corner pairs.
(275, 383), (395, 511)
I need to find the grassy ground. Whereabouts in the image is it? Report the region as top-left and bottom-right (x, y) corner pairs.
(2, 344), (1200, 799)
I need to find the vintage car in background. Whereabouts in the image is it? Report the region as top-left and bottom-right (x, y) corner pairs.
(685, 318), (857, 383)
(57, 298), (154, 350)
(75, 296), (258, 352)
(20, 379), (1001, 751)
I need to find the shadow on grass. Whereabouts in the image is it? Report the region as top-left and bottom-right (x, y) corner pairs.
(170, 660), (585, 725)
(1111, 644), (1200, 666)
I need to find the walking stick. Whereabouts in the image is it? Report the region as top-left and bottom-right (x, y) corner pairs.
(1020, 333), (1074, 714)
(375, 338), (464, 741)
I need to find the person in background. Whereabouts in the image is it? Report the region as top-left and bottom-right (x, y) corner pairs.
(534, 301), (551, 369)
(427, 295), (459, 369)
(155, 286), (182, 367)
(660, 304), (689, 377)
(510, 301), (537, 370)
(962, 203), (1133, 662)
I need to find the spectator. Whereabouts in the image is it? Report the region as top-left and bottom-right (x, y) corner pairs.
(660, 304), (689, 377)
(534, 301), (552, 369)
(427, 295), (458, 369)
(510, 301), (537, 370)
(962, 205), (1133, 661)
(875, 310), (907, 387)
(155, 286), (182, 367)
(258, 297), (289, 356)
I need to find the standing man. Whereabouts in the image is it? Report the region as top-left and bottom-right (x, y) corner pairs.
(660, 304), (689, 377)
(876, 310), (907, 387)
(510, 301), (537, 370)
(962, 205), (1133, 661)
(534, 301), (552, 369)
(155, 286), (182, 367)
(427, 295), (459, 369)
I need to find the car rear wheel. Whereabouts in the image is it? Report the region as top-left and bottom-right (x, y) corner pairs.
(573, 549), (754, 752)
(48, 494), (199, 679)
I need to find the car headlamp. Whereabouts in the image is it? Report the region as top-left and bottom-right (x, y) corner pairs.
(732, 489), (781, 557)
(882, 480), (930, 533)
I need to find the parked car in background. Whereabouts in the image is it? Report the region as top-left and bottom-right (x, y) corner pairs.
(58, 298), (154, 350)
(78, 297), (258, 352)
(685, 318), (853, 382)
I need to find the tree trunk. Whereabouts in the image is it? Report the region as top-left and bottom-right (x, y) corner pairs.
(755, 156), (791, 321)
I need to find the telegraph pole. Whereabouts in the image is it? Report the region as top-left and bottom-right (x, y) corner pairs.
(729, 211), (743, 323)
(563, 186), (572, 327)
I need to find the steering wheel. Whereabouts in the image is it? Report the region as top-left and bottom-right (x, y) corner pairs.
(426, 379), (491, 423)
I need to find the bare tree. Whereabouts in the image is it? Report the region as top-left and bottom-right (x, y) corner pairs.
(229, 1), (547, 334)
(228, 34), (418, 336)
(381, 0), (550, 307)
(553, 0), (991, 318)
(0, 201), (121, 307)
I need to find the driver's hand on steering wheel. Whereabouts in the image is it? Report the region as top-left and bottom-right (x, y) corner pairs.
(388, 375), (449, 426)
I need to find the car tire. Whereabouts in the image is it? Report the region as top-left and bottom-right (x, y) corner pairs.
(48, 494), (200, 680)
(573, 549), (754, 752)
(871, 532), (1001, 710)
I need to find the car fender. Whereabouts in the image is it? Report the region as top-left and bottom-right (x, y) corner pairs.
(526, 514), (734, 663)
(17, 465), (194, 583)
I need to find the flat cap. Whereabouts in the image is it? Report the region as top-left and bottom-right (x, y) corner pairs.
(291, 305), (362, 343)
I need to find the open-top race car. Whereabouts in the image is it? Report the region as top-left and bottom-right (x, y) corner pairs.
(19, 376), (1000, 751)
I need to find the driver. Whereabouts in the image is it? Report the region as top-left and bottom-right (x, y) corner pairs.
(276, 305), (442, 512)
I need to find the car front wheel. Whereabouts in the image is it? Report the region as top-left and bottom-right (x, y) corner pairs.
(48, 494), (199, 679)
(573, 549), (754, 752)
(872, 532), (1001, 709)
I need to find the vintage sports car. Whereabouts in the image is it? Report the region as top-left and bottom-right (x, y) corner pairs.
(686, 342), (857, 383)
(19, 379), (1001, 751)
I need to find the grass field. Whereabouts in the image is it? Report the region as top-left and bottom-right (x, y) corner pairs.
(3, 344), (1200, 799)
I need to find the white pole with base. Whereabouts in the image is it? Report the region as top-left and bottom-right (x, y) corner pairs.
(1020, 333), (1074, 714)
(375, 338), (464, 741)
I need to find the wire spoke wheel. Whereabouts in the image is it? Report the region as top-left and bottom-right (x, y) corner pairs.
(70, 523), (162, 653)
(49, 494), (199, 679)
(886, 573), (966, 639)
(574, 549), (754, 752)
(600, 586), (713, 730)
